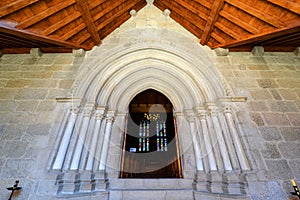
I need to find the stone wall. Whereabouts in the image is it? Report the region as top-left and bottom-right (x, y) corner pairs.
(0, 52), (84, 199)
(0, 4), (299, 200)
(210, 49), (300, 199)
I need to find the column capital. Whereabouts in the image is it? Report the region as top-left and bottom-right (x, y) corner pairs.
(70, 105), (80, 114)
(83, 104), (95, 117)
(184, 110), (195, 123)
(95, 106), (107, 119)
(106, 110), (115, 122)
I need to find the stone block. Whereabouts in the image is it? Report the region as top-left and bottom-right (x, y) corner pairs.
(280, 127), (300, 141)
(289, 160), (300, 177)
(73, 49), (86, 57)
(248, 101), (269, 111)
(14, 88), (48, 100)
(261, 143), (281, 159)
(277, 89), (298, 100)
(269, 101), (298, 112)
(30, 80), (58, 88)
(0, 88), (18, 99)
(5, 79), (32, 88)
(262, 113), (290, 126)
(259, 71), (284, 78)
(251, 46), (264, 56)
(247, 65), (270, 70)
(250, 90), (272, 100)
(37, 100), (57, 111)
(277, 80), (300, 88)
(287, 113), (300, 126)
(2, 159), (33, 178)
(0, 100), (16, 111)
(23, 71), (53, 78)
(28, 124), (52, 135)
(16, 100), (39, 111)
(59, 79), (74, 89)
(0, 141), (28, 158)
(1, 124), (27, 140)
(54, 56), (74, 65)
(214, 48), (229, 56)
(250, 112), (265, 126)
(258, 127), (281, 141)
(36, 58), (54, 65)
(278, 142), (300, 159)
(256, 79), (278, 88)
(30, 48), (43, 58)
(269, 89), (282, 100)
(265, 159), (294, 180)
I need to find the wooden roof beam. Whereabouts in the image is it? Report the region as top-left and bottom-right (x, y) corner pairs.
(225, 0), (286, 28)
(0, 0), (39, 18)
(266, 0), (300, 15)
(93, 0), (128, 22)
(219, 10), (260, 34)
(76, 0), (101, 45)
(17, 0), (76, 29)
(173, 0), (209, 21)
(214, 19), (300, 49)
(42, 12), (81, 36)
(0, 21), (81, 49)
(96, 1), (143, 31)
(193, 0), (212, 9)
(156, 0), (206, 29)
(200, 0), (224, 45)
(215, 22), (241, 40)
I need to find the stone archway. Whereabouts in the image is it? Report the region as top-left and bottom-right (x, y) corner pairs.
(49, 27), (252, 199)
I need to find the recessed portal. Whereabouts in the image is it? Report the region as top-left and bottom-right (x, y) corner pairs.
(120, 89), (182, 178)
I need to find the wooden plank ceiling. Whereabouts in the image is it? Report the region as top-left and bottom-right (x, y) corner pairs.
(0, 0), (299, 54)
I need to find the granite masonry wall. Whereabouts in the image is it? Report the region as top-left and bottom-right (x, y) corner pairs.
(0, 51), (84, 199)
(0, 5), (299, 200)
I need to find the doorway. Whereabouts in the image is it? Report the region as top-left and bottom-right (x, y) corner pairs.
(120, 89), (182, 178)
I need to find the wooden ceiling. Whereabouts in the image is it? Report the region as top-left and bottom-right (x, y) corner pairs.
(0, 0), (299, 54)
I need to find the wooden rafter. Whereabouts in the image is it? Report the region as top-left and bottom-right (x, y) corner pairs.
(60, 23), (86, 41)
(17, 0), (76, 29)
(172, 0), (209, 21)
(266, 0), (300, 15)
(0, 21), (81, 49)
(214, 19), (300, 49)
(93, 0), (128, 22)
(215, 22), (241, 40)
(0, 0), (39, 18)
(225, 0), (286, 28)
(76, 0), (101, 45)
(156, 0), (206, 30)
(219, 10), (260, 34)
(43, 12), (81, 36)
(193, 0), (212, 9)
(200, 0), (224, 45)
(96, 1), (141, 31)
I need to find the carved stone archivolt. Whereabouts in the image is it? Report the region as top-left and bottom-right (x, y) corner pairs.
(49, 27), (254, 198)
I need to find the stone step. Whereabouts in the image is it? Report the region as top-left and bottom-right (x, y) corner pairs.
(109, 189), (194, 200)
(109, 178), (193, 190)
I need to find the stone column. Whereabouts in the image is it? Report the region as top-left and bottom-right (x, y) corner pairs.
(209, 105), (232, 171)
(70, 105), (94, 170)
(197, 109), (217, 172)
(48, 108), (70, 170)
(219, 108), (240, 171)
(225, 105), (250, 171)
(99, 111), (115, 171)
(79, 105), (97, 171)
(205, 110), (224, 172)
(52, 105), (80, 170)
(186, 111), (204, 171)
(85, 108), (106, 171)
